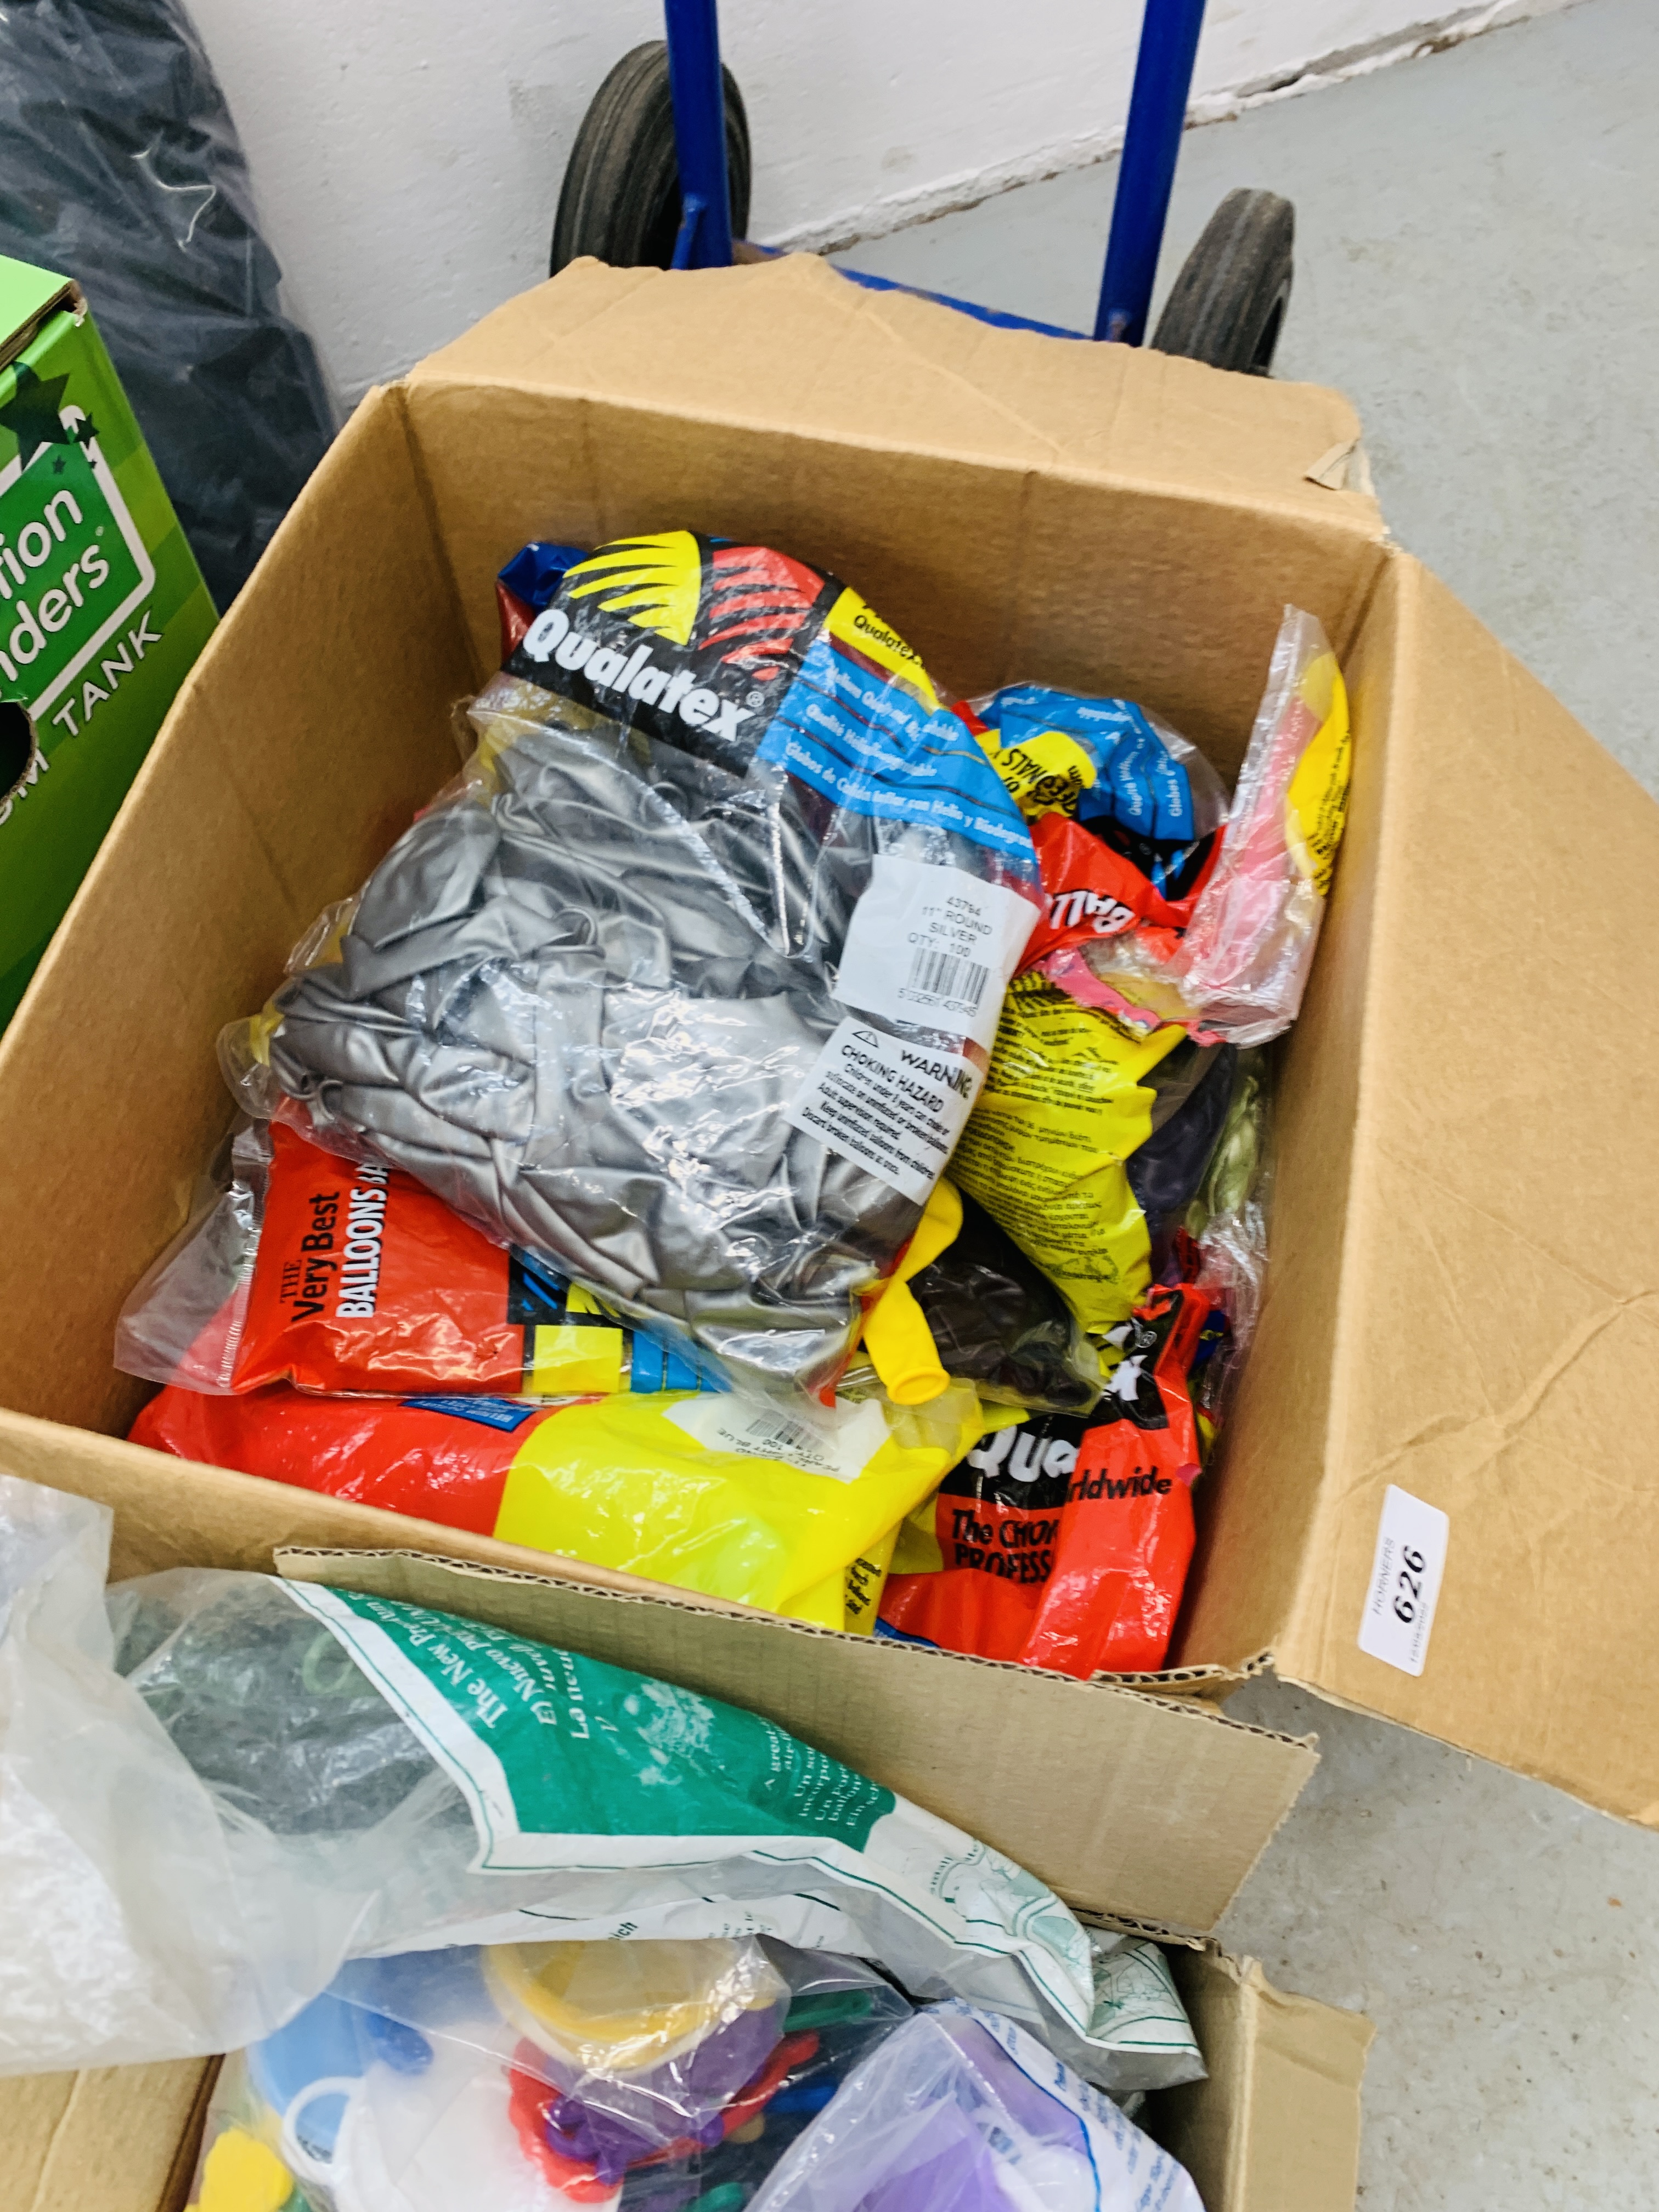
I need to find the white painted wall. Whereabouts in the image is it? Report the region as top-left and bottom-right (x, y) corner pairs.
(185, 0), (1558, 408)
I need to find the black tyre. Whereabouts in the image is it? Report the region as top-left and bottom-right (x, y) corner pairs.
(551, 42), (751, 275)
(1152, 188), (1294, 375)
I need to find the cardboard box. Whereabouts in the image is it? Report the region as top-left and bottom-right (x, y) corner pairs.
(0, 1522), (1368, 2212)
(0, 256), (216, 1030)
(0, 251), (1653, 1878)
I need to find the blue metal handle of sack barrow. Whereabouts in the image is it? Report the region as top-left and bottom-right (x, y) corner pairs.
(1094, 0), (1208, 342)
(661, 0), (1207, 342)
(665, 0), (734, 269)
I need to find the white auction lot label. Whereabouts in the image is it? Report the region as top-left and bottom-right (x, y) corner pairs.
(1358, 1483), (1449, 1677)
(786, 1017), (980, 1204)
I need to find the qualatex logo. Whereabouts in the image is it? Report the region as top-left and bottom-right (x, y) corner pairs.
(519, 602), (755, 753)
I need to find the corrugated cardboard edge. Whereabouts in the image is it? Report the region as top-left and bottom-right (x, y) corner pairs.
(1153, 1951), (1374, 2212)
(0, 272), (80, 374)
(5, 2054), (214, 2212)
(277, 1543), (1249, 1697)
(274, 1543), (1318, 1932)
(409, 255), (1385, 533)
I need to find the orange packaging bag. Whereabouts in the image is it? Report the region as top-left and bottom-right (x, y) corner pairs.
(116, 1121), (716, 1398)
(877, 1284), (1213, 1676)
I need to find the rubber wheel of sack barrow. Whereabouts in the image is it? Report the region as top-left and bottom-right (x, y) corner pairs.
(1152, 188), (1295, 375)
(551, 40), (752, 275)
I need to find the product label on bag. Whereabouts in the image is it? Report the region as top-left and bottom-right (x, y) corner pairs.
(834, 856), (1038, 1052)
(786, 1018), (980, 1204)
(664, 1392), (890, 1482)
(283, 1581), (894, 1871)
(1357, 1484), (1448, 1676)
(503, 532), (1037, 860)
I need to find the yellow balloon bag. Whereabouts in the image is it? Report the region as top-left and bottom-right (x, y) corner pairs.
(950, 975), (1199, 1334)
(493, 1385), (985, 1632)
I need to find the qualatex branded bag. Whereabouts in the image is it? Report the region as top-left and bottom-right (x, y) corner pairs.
(219, 534), (1042, 1401)
(878, 1284), (1211, 1675)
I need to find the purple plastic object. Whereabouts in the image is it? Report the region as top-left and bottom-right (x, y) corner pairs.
(537, 1991), (788, 2183)
(855, 2125), (1005, 2212)
(746, 2004), (1206, 2212)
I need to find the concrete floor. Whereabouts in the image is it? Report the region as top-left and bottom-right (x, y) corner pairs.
(840, 3), (1659, 2203)
(833, 0), (1657, 797)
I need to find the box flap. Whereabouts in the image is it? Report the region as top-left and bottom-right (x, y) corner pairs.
(1270, 555), (1659, 1820)
(0, 252), (76, 366)
(2, 2057), (211, 2212)
(274, 1545), (1317, 1934)
(413, 254), (1379, 525)
(0, 1404), (1318, 1934)
(402, 256), (1387, 770)
(1154, 1952), (1373, 2212)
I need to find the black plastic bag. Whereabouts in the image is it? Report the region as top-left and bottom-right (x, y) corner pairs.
(0, 0), (335, 606)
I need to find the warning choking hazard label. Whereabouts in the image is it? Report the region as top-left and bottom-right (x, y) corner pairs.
(786, 1018), (980, 1205)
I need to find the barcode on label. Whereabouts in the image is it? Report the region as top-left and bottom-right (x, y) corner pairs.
(834, 857), (1037, 1052)
(741, 1412), (825, 1463)
(663, 1389), (888, 1482)
(906, 946), (991, 1012)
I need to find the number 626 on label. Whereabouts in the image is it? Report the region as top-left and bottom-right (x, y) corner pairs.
(1357, 1485), (1449, 1677)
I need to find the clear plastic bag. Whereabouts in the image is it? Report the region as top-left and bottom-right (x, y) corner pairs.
(0, 1476), (373, 2073)
(116, 1120), (724, 1399)
(748, 2000), (1204, 2212)
(1181, 1052), (1272, 1429)
(0, 1475), (1189, 2083)
(187, 1939), (912, 2212)
(219, 535), (1042, 1401)
(1061, 608), (1351, 1047)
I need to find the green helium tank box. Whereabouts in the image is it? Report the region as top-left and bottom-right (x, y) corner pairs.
(0, 254), (217, 1030)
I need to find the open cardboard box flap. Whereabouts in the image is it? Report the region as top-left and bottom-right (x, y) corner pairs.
(1161, 1950), (1374, 2212)
(405, 253), (1386, 754)
(271, 1544), (1311, 1932)
(0, 1402), (1314, 1937)
(0, 252), (1654, 1889)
